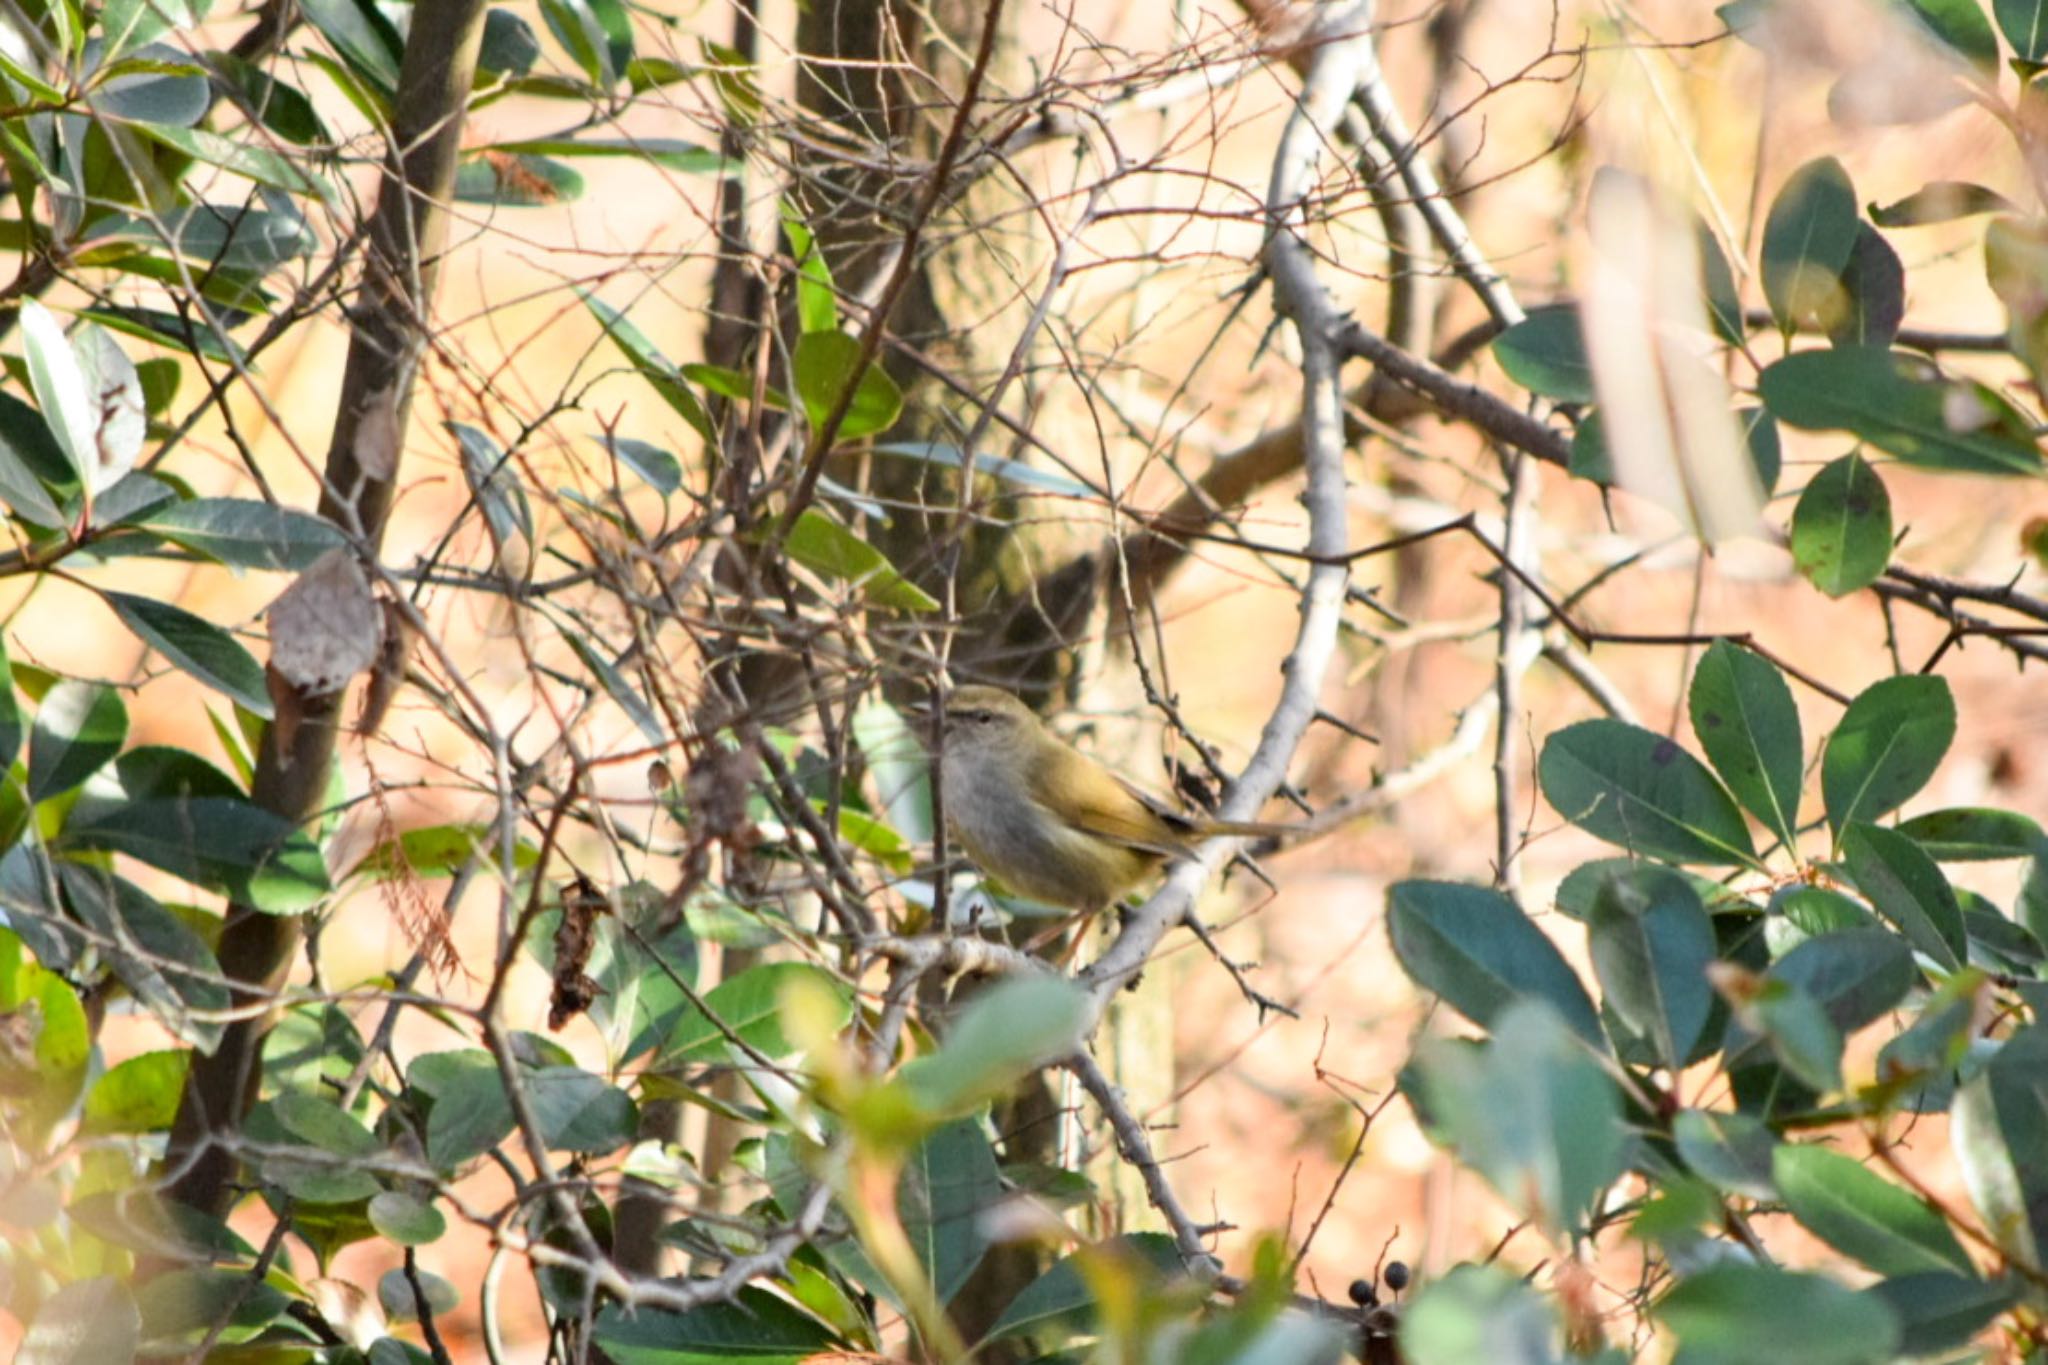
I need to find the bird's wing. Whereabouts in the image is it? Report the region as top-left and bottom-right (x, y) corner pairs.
(1033, 744), (1185, 857)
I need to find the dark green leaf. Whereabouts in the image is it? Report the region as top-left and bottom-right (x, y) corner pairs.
(0, 389), (73, 527)
(902, 1118), (1002, 1306)
(1750, 977), (1847, 1091)
(1775, 1143), (1973, 1275)
(368, 1190), (446, 1245)
(1897, 807), (2044, 859)
(602, 436), (681, 495)
(485, 136), (723, 173)
(527, 1066), (637, 1151)
(1773, 928), (1918, 1032)
(1871, 180), (2014, 226)
(1997, 0), (2048, 59)
(378, 1266), (457, 1322)
(1689, 640), (1803, 846)
(1538, 718), (1757, 866)
(660, 960), (851, 1065)
(134, 1267), (286, 1351)
(559, 629), (665, 747)
(136, 497), (345, 571)
(1828, 225), (1904, 348)
(1700, 221), (1745, 344)
(581, 292), (714, 442)
(265, 1002), (365, 1096)
(298, 0), (402, 90)
(130, 125), (332, 203)
(100, 0), (206, 56)
(17, 302), (97, 490)
(594, 1286), (836, 1362)
(1387, 880), (1603, 1045)
(1657, 1264), (1898, 1365)
(1790, 453), (1892, 598)
(784, 508), (938, 612)
(95, 204), (314, 273)
(0, 635), (24, 775)
(411, 1050), (514, 1170)
(479, 8), (543, 77)
(1491, 304), (1594, 403)
(1841, 821), (1967, 968)
(104, 592), (270, 715)
(1822, 674), (1956, 835)
(1866, 1272), (2016, 1356)
(85, 46), (209, 127)
(210, 53), (328, 144)
(453, 152), (582, 204)
(792, 330), (903, 440)
(539, 0), (631, 85)
(1759, 348), (2043, 476)
(60, 864), (226, 1050)
(62, 795), (330, 913)
(989, 1233), (1184, 1340)
(1673, 1108), (1778, 1199)
(451, 422), (532, 547)
(1762, 158), (1861, 331)
(28, 681), (127, 801)
(1588, 866), (1716, 1067)
(1770, 886), (1877, 949)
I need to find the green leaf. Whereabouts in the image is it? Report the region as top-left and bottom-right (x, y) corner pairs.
(100, 0), (208, 56)
(1897, 806), (2044, 860)
(270, 1089), (382, 1205)
(902, 1118), (1002, 1306)
(989, 1233), (1184, 1341)
(593, 1286), (837, 1363)
(527, 1065), (637, 1151)
(792, 330), (903, 440)
(784, 508), (938, 611)
(1828, 225), (1904, 348)
(782, 203), (838, 334)
(1870, 180), (2013, 227)
(1952, 1022), (2048, 1264)
(1774, 1143), (1973, 1275)
(1400, 1264), (1564, 1365)
(104, 591), (270, 716)
(1537, 718), (1758, 866)
(1791, 453), (1891, 598)
(1841, 821), (1967, 968)
(454, 151), (583, 204)
(485, 136), (723, 173)
(1700, 220), (1745, 344)
(1657, 1264), (1898, 1365)
(1773, 928), (1918, 1032)
(1749, 977), (1846, 1092)
(59, 864), (226, 1050)
(62, 795), (330, 912)
(602, 436), (681, 496)
(0, 635), (24, 775)
(1866, 1272), (2017, 1357)
(18, 1277), (141, 1365)
(298, 0), (402, 89)
(539, 0), (631, 85)
(659, 960), (851, 1065)
(411, 1050), (515, 1170)
(1491, 304), (1594, 403)
(1406, 999), (1624, 1235)
(870, 440), (1099, 499)
(128, 124), (333, 204)
(81, 1049), (188, 1133)
(0, 390), (74, 527)
(1761, 157), (1861, 332)
(559, 628), (665, 747)
(901, 976), (1088, 1118)
(1387, 880), (1603, 1045)
(1758, 348), (2043, 476)
(134, 1267), (286, 1351)
(367, 1190), (446, 1246)
(1996, 0), (2048, 60)
(135, 496), (346, 571)
(210, 53), (328, 144)
(479, 8), (543, 77)
(1822, 674), (1956, 835)
(28, 681), (128, 801)
(1588, 866), (1717, 1067)
(1689, 640), (1803, 846)
(580, 291), (713, 442)
(1673, 1108), (1778, 1199)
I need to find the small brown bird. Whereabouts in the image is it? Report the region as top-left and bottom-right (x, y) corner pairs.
(926, 685), (1288, 915)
